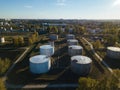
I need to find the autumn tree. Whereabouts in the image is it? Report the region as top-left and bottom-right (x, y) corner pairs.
(18, 36), (24, 46)
(77, 75), (119, 90)
(93, 40), (102, 49)
(0, 78), (6, 90)
(77, 77), (98, 90)
(28, 38), (33, 45)
(0, 58), (11, 75)
(13, 37), (19, 46)
(117, 30), (120, 42)
(96, 75), (118, 90)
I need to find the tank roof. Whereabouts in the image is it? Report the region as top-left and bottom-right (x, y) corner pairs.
(67, 34), (75, 36)
(71, 55), (92, 64)
(69, 45), (83, 49)
(107, 47), (120, 52)
(67, 39), (78, 42)
(40, 45), (53, 49)
(50, 34), (58, 35)
(30, 55), (49, 63)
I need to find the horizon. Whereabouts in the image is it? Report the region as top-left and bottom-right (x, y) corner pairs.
(1, 0), (120, 19)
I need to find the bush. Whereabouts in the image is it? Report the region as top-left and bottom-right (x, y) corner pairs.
(0, 58), (11, 76)
(77, 77), (98, 90)
(77, 76), (119, 90)
(0, 78), (6, 90)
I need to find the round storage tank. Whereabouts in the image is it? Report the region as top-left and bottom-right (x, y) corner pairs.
(71, 55), (92, 76)
(49, 34), (58, 41)
(68, 45), (83, 56)
(40, 45), (54, 56)
(66, 34), (75, 40)
(48, 41), (54, 47)
(0, 37), (5, 43)
(107, 47), (120, 59)
(67, 39), (78, 46)
(29, 55), (51, 74)
(69, 28), (73, 33)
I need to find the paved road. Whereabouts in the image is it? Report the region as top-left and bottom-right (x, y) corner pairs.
(6, 83), (78, 89)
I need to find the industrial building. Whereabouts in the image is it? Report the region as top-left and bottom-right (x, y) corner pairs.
(0, 37), (5, 43)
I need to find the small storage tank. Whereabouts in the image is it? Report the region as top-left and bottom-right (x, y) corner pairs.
(0, 37), (5, 43)
(61, 27), (65, 32)
(107, 47), (120, 59)
(68, 45), (83, 56)
(49, 34), (58, 41)
(71, 55), (92, 76)
(29, 55), (50, 74)
(69, 27), (73, 33)
(48, 41), (54, 47)
(67, 39), (78, 46)
(66, 34), (75, 40)
(40, 45), (54, 56)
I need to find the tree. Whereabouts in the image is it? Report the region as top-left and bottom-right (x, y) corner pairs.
(0, 78), (6, 90)
(77, 76), (119, 90)
(13, 37), (19, 46)
(28, 38), (33, 45)
(93, 40), (102, 49)
(0, 58), (11, 75)
(18, 36), (24, 46)
(77, 77), (98, 90)
(96, 75), (118, 90)
(51, 26), (58, 34)
(117, 30), (120, 42)
(105, 35), (118, 46)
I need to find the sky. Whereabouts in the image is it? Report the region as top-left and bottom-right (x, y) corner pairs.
(0, 0), (120, 19)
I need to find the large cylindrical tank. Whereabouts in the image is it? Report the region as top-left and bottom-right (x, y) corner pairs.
(66, 34), (75, 40)
(71, 55), (92, 76)
(29, 55), (51, 74)
(68, 45), (83, 56)
(107, 47), (120, 59)
(49, 34), (58, 41)
(40, 45), (54, 56)
(0, 37), (5, 43)
(67, 39), (78, 46)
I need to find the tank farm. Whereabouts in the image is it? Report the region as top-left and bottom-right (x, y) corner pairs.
(7, 32), (108, 87)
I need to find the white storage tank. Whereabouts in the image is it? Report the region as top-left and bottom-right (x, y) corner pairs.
(67, 39), (78, 46)
(66, 34), (75, 40)
(29, 55), (51, 74)
(61, 27), (65, 32)
(40, 45), (54, 56)
(49, 34), (58, 41)
(68, 45), (83, 56)
(48, 41), (54, 47)
(71, 55), (92, 76)
(0, 37), (5, 43)
(107, 47), (120, 59)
